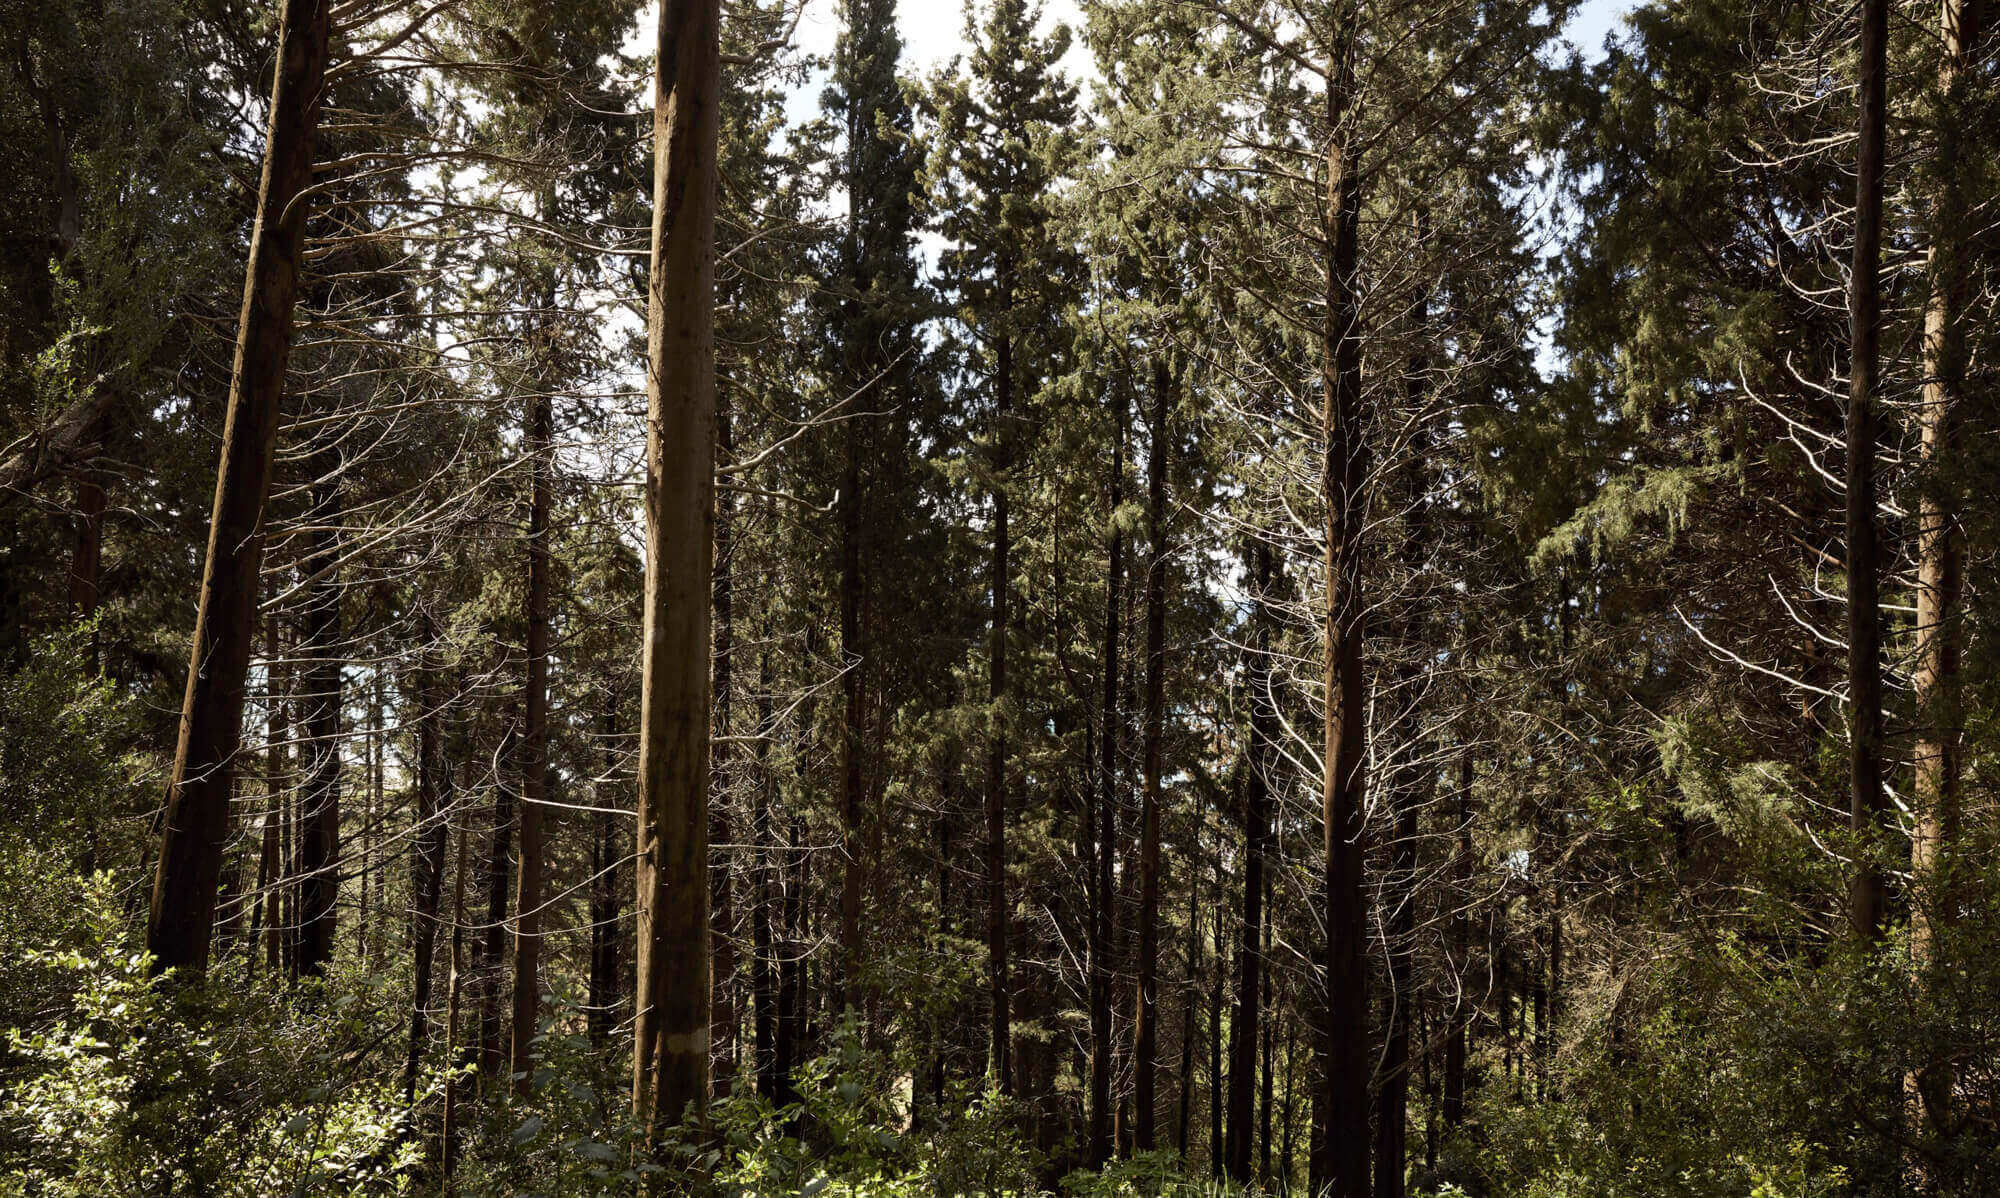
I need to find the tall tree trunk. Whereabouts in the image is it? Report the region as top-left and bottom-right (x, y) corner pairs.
(1843, 0), (1890, 942)
(837, 392), (865, 1015)
(293, 464), (342, 978)
(1177, 823), (1200, 1159)
(147, 0), (332, 978)
(1089, 382), (1126, 1167)
(1227, 543), (1273, 1181)
(442, 822), (471, 1191)
(480, 718), (517, 1082)
(630, 0), (720, 1139)
(751, 648), (777, 1097)
(986, 331), (1015, 1094)
(711, 390), (737, 1092)
(1133, 356), (1170, 1149)
(1316, 15), (1371, 1196)
(589, 705), (624, 1048)
(258, 613), (288, 971)
(1909, 0), (1980, 1143)
(510, 380), (553, 1094)
(1443, 750), (1473, 1131)
(1373, 748), (1418, 1198)
(404, 647), (450, 1108)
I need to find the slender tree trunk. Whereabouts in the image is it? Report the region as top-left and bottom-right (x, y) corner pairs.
(751, 648), (777, 1097)
(510, 377), (554, 1094)
(480, 719), (517, 1082)
(442, 822), (470, 1191)
(837, 394), (865, 1015)
(1177, 826), (1199, 1159)
(986, 331), (1015, 1095)
(1909, 0), (1980, 1147)
(1228, 543), (1274, 1181)
(1133, 356), (1170, 1149)
(1844, 0), (1890, 942)
(258, 613), (288, 971)
(776, 809), (806, 1107)
(1210, 879), (1226, 1179)
(293, 464), (342, 978)
(1373, 748), (1419, 1198)
(1089, 382), (1125, 1167)
(1261, 877), (1275, 1186)
(631, 0), (720, 1139)
(1443, 750), (1473, 1131)
(711, 391), (737, 1091)
(1317, 14), (1371, 1196)
(589, 705), (624, 1047)
(148, 0), (332, 978)
(405, 646), (450, 1107)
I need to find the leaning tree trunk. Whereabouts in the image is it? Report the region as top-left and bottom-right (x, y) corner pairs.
(1844, 0), (1890, 943)
(986, 330), (1015, 1095)
(1133, 356), (1171, 1149)
(1316, 15), (1371, 1196)
(509, 374), (554, 1096)
(1227, 543), (1273, 1182)
(631, 0), (720, 1139)
(147, 0), (332, 978)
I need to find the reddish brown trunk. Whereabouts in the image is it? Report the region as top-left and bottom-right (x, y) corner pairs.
(631, 0), (720, 1137)
(148, 0), (332, 977)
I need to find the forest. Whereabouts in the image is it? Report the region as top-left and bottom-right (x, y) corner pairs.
(1, 0), (1997, 1193)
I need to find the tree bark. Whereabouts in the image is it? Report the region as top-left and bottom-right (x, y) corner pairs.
(479, 718), (517, 1081)
(293, 465), (342, 979)
(509, 376), (554, 1094)
(1316, 13), (1371, 1196)
(1443, 750), (1472, 1131)
(751, 645), (778, 1097)
(1133, 356), (1170, 1150)
(986, 331), (1014, 1095)
(589, 705), (624, 1048)
(405, 646), (450, 1107)
(1089, 381), (1125, 1167)
(147, 0), (332, 977)
(1227, 543), (1273, 1182)
(1909, 0), (1980, 1142)
(711, 389), (737, 1090)
(631, 0), (720, 1137)
(1843, 0), (1890, 942)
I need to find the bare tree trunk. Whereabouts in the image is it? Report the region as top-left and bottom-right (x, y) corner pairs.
(1133, 356), (1170, 1150)
(404, 647), (450, 1107)
(1089, 382), (1125, 1167)
(589, 705), (624, 1048)
(293, 464), (342, 979)
(711, 391), (737, 1090)
(1909, 0), (1981, 1146)
(1177, 824), (1200, 1159)
(1227, 543), (1273, 1182)
(479, 718), (517, 1082)
(509, 375), (553, 1095)
(66, 472), (104, 623)
(986, 331), (1015, 1095)
(630, 0), (720, 1138)
(147, 0), (332, 978)
(1316, 14), (1371, 1196)
(442, 822), (470, 1191)
(1844, 0), (1890, 943)
(1443, 750), (1472, 1132)
(256, 613), (288, 971)
(751, 645), (777, 1097)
